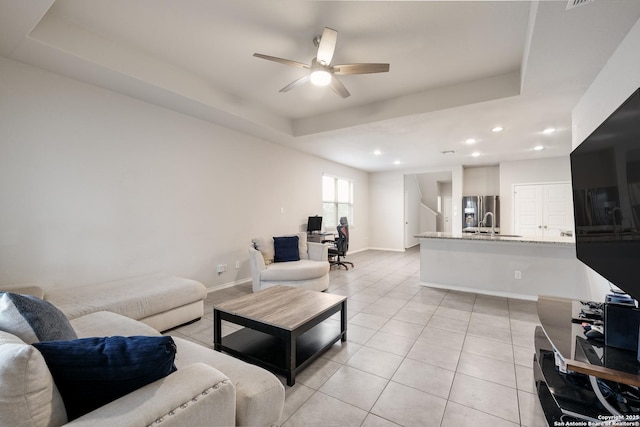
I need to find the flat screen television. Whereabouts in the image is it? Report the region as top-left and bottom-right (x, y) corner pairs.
(570, 87), (640, 302)
(307, 216), (322, 233)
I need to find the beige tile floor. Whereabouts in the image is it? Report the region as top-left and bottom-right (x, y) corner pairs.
(166, 247), (548, 426)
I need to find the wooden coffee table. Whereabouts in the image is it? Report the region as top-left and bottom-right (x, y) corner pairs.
(213, 285), (347, 386)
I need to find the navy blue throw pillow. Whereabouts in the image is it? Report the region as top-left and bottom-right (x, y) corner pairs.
(33, 336), (177, 420)
(273, 235), (300, 262)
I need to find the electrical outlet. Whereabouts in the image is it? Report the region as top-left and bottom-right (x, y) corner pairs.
(217, 264), (227, 273)
(235, 260), (240, 269)
(515, 270), (522, 280)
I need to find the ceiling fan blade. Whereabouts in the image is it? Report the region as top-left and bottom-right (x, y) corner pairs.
(316, 27), (338, 66)
(333, 63), (390, 75)
(253, 53), (310, 70)
(280, 75), (310, 93)
(330, 76), (350, 98)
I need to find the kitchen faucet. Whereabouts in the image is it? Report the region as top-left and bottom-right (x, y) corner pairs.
(480, 211), (495, 237)
(611, 207), (622, 236)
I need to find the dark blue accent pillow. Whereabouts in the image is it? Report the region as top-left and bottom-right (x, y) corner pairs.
(273, 235), (300, 262)
(33, 336), (177, 420)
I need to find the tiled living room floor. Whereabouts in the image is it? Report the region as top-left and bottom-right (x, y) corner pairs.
(166, 246), (548, 426)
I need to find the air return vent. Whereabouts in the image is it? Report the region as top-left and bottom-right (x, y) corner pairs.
(566, 0), (595, 10)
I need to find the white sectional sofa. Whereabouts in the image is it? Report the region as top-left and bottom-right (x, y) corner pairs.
(74, 311), (285, 426)
(249, 232), (330, 292)
(0, 286), (285, 427)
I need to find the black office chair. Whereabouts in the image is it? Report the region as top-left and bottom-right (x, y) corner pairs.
(328, 224), (354, 270)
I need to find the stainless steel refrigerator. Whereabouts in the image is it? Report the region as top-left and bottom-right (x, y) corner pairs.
(462, 195), (500, 233)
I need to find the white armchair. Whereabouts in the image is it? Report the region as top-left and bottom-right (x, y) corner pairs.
(248, 232), (330, 292)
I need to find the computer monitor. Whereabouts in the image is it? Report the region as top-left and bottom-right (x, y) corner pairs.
(307, 216), (322, 233)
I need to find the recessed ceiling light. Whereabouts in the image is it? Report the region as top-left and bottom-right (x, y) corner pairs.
(542, 128), (556, 135)
(373, 150), (382, 156)
(491, 126), (504, 133)
(472, 152), (480, 158)
(534, 145), (544, 151)
(440, 150), (455, 155)
(465, 138), (476, 145)
(393, 160), (401, 165)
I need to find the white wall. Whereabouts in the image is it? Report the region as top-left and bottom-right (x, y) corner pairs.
(0, 57), (369, 290)
(437, 181), (452, 232)
(463, 165), (500, 196)
(419, 205), (437, 234)
(370, 165), (463, 251)
(413, 172), (451, 233)
(449, 166), (463, 235)
(572, 16), (640, 302)
(439, 181), (452, 197)
(369, 172), (404, 250)
(499, 157), (571, 234)
(416, 172), (450, 211)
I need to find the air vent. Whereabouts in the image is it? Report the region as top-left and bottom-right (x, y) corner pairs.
(567, 0), (595, 10)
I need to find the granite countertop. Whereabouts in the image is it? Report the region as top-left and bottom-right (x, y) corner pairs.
(414, 232), (575, 246)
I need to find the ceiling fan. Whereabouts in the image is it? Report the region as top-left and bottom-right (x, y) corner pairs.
(253, 27), (390, 98)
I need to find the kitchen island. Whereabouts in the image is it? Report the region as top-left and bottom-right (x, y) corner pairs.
(415, 232), (589, 300)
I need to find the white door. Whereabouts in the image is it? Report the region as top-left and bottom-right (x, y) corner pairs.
(443, 196), (452, 233)
(543, 183), (573, 237)
(404, 185), (421, 248)
(404, 190), (411, 248)
(514, 183), (573, 237)
(515, 185), (543, 237)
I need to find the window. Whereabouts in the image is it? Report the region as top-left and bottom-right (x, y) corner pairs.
(322, 175), (353, 227)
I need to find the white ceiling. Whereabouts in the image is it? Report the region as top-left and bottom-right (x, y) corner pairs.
(2, 0), (640, 172)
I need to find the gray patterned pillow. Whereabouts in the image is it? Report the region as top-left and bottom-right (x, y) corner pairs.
(0, 292), (77, 344)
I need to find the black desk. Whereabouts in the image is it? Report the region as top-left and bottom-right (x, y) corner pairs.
(307, 232), (334, 243)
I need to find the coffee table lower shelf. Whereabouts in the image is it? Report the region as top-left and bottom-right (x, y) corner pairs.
(217, 321), (342, 386)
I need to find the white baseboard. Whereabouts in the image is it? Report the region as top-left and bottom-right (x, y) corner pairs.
(206, 245), (412, 293)
(206, 278), (252, 293)
(420, 281), (537, 301)
(346, 248), (367, 255)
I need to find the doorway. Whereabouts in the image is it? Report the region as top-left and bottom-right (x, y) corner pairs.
(443, 195), (452, 233)
(404, 172), (453, 248)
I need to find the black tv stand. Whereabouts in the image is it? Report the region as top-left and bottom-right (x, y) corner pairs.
(534, 296), (640, 425)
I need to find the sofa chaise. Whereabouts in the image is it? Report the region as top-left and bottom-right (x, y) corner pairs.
(5, 273), (207, 332)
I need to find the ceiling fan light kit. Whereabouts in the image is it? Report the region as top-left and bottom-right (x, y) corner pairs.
(309, 59), (332, 86)
(310, 70), (331, 86)
(254, 27), (389, 98)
